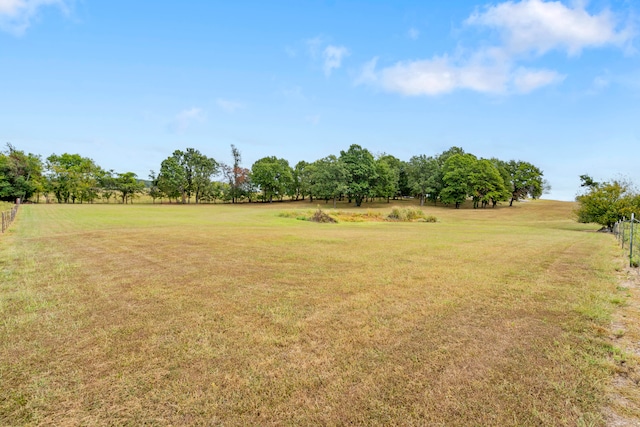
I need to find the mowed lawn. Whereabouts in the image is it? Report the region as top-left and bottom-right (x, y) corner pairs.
(0, 200), (628, 425)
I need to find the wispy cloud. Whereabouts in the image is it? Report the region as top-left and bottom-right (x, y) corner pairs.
(511, 67), (565, 93)
(303, 36), (350, 77)
(306, 36), (325, 59)
(0, 0), (71, 36)
(167, 107), (205, 133)
(359, 51), (564, 96)
(407, 27), (420, 40)
(282, 86), (306, 101)
(358, 0), (633, 96)
(323, 45), (349, 76)
(216, 98), (244, 113)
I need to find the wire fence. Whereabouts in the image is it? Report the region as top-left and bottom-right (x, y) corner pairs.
(1, 198), (20, 234)
(613, 213), (640, 268)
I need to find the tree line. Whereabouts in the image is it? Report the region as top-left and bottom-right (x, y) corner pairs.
(1, 143), (547, 208)
(0, 144), (144, 204)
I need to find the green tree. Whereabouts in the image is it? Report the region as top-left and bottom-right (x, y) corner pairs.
(188, 149), (219, 204)
(505, 160), (544, 206)
(251, 156), (294, 202)
(293, 160), (313, 201)
(148, 170), (163, 203)
(0, 144), (43, 202)
(310, 155), (348, 208)
(339, 144), (377, 207)
(374, 155), (400, 202)
(575, 177), (636, 230)
(46, 153), (101, 203)
(440, 153), (476, 208)
(406, 155), (439, 206)
(115, 172), (145, 204)
(468, 159), (509, 208)
(157, 154), (186, 203)
(97, 169), (117, 203)
(200, 181), (225, 203)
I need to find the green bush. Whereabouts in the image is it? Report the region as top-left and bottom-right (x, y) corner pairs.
(387, 206), (427, 221)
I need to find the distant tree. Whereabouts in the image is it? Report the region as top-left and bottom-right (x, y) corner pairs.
(148, 170), (163, 203)
(221, 144), (244, 203)
(0, 144), (43, 202)
(504, 160), (544, 206)
(251, 156), (294, 202)
(115, 172), (145, 204)
(310, 155), (348, 208)
(468, 159), (509, 208)
(575, 178), (637, 230)
(155, 148), (217, 204)
(440, 153), (476, 208)
(374, 155), (400, 202)
(339, 144), (377, 207)
(188, 149), (219, 204)
(46, 153), (101, 203)
(98, 169), (117, 203)
(157, 154), (186, 203)
(200, 181), (225, 203)
(406, 155), (439, 206)
(293, 160), (312, 201)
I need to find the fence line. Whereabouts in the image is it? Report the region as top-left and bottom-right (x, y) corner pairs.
(613, 213), (640, 268)
(1, 198), (20, 233)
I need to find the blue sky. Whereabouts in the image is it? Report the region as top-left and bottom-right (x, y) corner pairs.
(1, 0), (639, 201)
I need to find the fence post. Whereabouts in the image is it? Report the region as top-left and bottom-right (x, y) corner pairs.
(631, 213), (636, 267)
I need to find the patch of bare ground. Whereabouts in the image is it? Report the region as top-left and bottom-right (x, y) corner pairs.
(606, 267), (640, 426)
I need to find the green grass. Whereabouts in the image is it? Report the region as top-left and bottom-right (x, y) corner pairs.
(0, 201), (15, 211)
(0, 199), (629, 426)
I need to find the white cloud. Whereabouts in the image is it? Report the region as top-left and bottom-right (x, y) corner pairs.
(168, 108), (205, 133)
(358, 50), (564, 96)
(466, 0), (634, 56)
(216, 98), (244, 113)
(357, 0), (633, 97)
(323, 45), (349, 76)
(0, 0), (70, 35)
(408, 27), (420, 40)
(511, 67), (565, 93)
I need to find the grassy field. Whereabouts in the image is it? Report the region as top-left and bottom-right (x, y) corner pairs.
(0, 199), (632, 425)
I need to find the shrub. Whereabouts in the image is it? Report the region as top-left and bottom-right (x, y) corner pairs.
(310, 209), (337, 223)
(387, 206), (427, 221)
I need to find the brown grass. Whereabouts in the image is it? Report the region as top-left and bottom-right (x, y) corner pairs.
(0, 199), (630, 426)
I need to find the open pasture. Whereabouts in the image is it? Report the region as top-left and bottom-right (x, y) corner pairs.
(0, 200), (630, 425)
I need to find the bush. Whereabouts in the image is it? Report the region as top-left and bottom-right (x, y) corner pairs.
(310, 209), (337, 223)
(387, 206), (427, 221)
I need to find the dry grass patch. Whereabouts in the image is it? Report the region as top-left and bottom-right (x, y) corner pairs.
(0, 200), (629, 426)
(279, 205), (435, 223)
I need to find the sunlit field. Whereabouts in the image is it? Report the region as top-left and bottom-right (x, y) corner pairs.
(0, 200), (630, 425)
